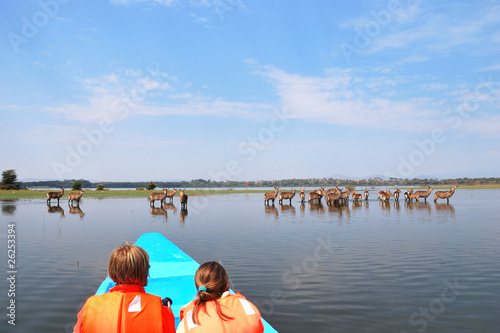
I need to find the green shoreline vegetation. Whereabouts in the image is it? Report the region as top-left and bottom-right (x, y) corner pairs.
(0, 189), (268, 200)
(1, 184), (499, 200)
(1, 169), (499, 200)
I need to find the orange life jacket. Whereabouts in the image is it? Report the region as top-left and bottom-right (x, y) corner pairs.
(180, 293), (264, 333)
(75, 284), (174, 333)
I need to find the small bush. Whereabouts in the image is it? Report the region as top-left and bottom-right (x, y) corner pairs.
(72, 180), (82, 191)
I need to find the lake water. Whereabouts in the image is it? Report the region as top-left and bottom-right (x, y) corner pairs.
(1, 189), (499, 333)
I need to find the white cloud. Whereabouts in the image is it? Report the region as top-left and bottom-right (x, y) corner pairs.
(339, 2), (500, 58)
(461, 115), (500, 138)
(480, 64), (500, 72)
(43, 68), (274, 124)
(481, 150), (500, 158)
(252, 64), (441, 131)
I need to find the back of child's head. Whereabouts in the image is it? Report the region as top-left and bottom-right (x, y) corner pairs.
(192, 261), (233, 324)
(108, 243), (149, 286)
(195, 261), (229, 297)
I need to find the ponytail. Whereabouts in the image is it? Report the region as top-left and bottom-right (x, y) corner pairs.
(191, 262), (235, 325)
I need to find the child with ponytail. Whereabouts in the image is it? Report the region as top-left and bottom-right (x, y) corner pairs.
(177, 261), (264, 333)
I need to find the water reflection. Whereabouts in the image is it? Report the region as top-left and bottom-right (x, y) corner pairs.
(308, 202), (325, 215)
(1, 200), (17, 216)
(46, 203), (65, 217)
(351, 200), (362, 210)
(264, 204), (278, 219)
(279, 203), (295, 216)
(327, 202), (350, 217)
(164, 202), (177, 214)
(180, 207), (188, 224)
(5, 191), (500, 333)
(405, 200), (432, 214)
(380, 200), (391, 211)
(68, 204), (85, 219)
(149, 201), (187, 224)
(261, 196), (465, 220)
(150, 205), (168, 221)
(434, 202), (455, 216)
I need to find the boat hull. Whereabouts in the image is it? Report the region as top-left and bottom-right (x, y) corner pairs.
(95, 232), (277, 332)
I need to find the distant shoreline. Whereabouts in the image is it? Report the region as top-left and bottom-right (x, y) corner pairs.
(1, 185), (499, 200)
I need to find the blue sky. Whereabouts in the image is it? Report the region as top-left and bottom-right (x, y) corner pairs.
(1, 0), (499, 182)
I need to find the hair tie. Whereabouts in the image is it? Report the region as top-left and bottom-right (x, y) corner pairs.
(198, 286), (207, 292)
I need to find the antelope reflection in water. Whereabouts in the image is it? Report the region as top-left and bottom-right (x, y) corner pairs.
(279, 203), (296, 216)
(68, 204), (85, 219)
(352, 200), (362, 210)
(405, 200), (432, 214)
(309, 202), (325, 215)
(46, 203), (64, 217)
(327, 202), (350, 217)
(380, 200), (391, 211)
(434, 202), (455, 216)
(180, 208), (188, 223)
(394, 200), (401, 212)
(150, 205), (167, 221)
(264, 205), (278, 219)
(163, 202), (177, 214)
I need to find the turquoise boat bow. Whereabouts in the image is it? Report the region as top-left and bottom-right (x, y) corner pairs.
(95, 232), (278, 332)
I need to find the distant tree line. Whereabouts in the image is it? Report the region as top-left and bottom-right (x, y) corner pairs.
(18, 176), (500, 189)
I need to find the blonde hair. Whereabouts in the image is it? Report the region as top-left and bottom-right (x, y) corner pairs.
(192, 261), (234, 325)
(108, 243), (149, 286)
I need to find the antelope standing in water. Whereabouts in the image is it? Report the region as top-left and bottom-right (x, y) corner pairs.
(393, 188), (401, 201)
(404, 189), (413, 201)
(68, 189), (85, 206)
(314, 187), (325, 195)
(47, 188), (64, 205)
(279, 189), (296, 205)
(264, 187), (279, 205)
(364, 188), (369, 200)
(166, 189), (177, 203)
(180, 190), (188, 209)
(351, 190), (362, 202)
(308, 188), (325, 203)
(434, 186), (455, 203)
(150, 189), (168, 207)
(409, 192), (420, 202)
(326, 191), (341, 206)
(340, 188), (350, 204)
(413, 186), (433, 202)
(299, 188), (305, 203)
(379, 190), (393, 202)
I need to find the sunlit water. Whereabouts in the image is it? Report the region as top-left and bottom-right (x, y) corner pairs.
(1, 189), (499, 332)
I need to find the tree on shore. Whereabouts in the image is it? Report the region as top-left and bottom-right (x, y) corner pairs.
(146, 181), (157, 190)
(1, 169), (20, 190)
(72, 180), (83, 190)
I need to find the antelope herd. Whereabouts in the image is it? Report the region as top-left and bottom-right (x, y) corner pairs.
(42, 185), (456, 221)
(44, 187), (190, 208)
(265, 186), (457, 206)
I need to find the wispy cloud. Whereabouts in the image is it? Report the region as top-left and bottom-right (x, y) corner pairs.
(42, 68), (274, 124)
(338, 2), (500, 58)
(252, 63), (441, 131)
(250, 60), (500, 137)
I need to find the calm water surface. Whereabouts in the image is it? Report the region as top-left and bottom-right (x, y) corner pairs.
(1, 189), (499, 332)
